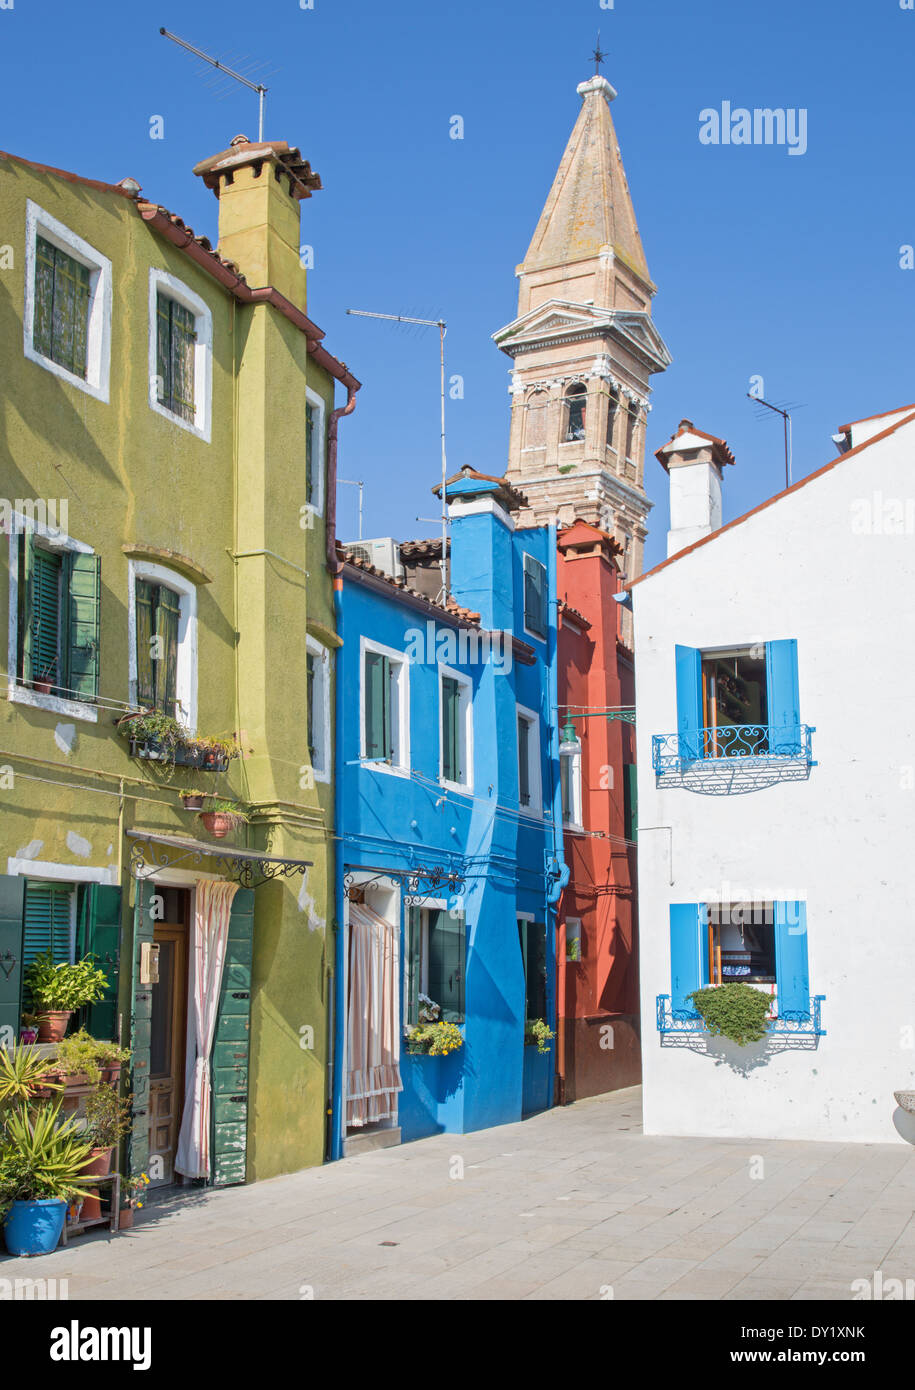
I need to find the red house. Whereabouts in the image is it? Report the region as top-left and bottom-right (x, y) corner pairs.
(556, 521), (641, 1102)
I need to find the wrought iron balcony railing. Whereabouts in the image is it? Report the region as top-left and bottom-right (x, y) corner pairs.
(656, 993), (826, 1039)
(651, 724), (815, 775)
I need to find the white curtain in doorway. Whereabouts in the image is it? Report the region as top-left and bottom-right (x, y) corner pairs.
(346, 902), (403, 1128)
(176, 879), (239, 1178)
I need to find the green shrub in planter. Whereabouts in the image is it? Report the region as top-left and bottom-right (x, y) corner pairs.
(0, 1102), (94, 1217)
(25, 954), (108, 1013)
(524, 1018), (555, 1054)
(687, 984), (772, 1046)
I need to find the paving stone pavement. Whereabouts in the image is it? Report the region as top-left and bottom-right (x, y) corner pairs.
(3, 1087), (915, 1301)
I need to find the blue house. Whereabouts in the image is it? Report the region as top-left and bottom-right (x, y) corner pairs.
(330, 469), (567, 1156)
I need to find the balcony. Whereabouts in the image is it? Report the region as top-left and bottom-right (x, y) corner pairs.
(650, 724), (815, 794)
(656, 993), (826, 1048)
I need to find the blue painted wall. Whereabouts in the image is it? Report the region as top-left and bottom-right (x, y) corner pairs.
(334, 481), (563, 1149)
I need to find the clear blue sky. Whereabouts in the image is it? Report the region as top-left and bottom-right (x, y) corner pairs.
(3, 0), (914, 567)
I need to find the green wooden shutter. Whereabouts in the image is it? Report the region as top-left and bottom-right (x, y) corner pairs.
(623, 764), (638, 840)
(305, 403), (315, 506)
(63, 552), (100, 702)
(404, 905), (421, 1027)
(306, 653), (316, 757)
(212, 888), (255, 1187)
(30, 546), (62, 689)
(33, 236), (56, 361)
(441, 676), (460, 782)
(155, 294), (171, 407)
(364, 651), (391, 760)
(18, 532), (36, 684)
(428, 910), (465, 1022)
(0, 876), (26, 1043)
(128, 880), (158, 1177)
(560, 752), (571, 821)
(23, 881), (72, 972)
(518, 716), (531, 805)
(34, 237), (89, 377)
(134, 579), (156, 708)
(157, 585), (180, 717)
(170, 300), (196, 423)
(79, 884), (122, 1040)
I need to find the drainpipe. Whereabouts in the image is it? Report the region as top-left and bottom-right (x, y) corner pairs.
(326, 385), (358, 577)
(544, 521), (569, 1111)
(330, 576), (346, 1160)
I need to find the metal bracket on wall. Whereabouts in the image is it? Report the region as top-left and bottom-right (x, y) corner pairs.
(344, 864), (466, 909)
(127, 830), (313, 890)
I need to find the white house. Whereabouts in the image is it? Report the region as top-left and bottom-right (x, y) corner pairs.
(630, 406), (915, 1144)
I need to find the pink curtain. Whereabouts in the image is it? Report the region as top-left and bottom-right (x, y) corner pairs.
(346, 902), (403, 1128)
(176, 880), (239, 1179)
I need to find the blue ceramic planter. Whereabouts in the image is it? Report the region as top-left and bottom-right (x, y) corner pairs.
(3, 1198), (67, 1256)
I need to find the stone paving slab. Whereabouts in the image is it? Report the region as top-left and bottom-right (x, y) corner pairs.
(2, 1086), (914, 1300)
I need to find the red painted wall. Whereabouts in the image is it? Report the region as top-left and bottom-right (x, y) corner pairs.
(556, 523), (641, 1102)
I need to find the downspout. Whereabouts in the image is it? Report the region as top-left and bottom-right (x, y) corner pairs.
(330, 576), (346, 1160)
(545, 521), (569, 1112)
(326, 386), (357, 1161)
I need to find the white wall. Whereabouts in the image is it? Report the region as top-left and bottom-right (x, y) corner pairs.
(634, 417), (915, 1144)
(667, 463), (722, 557)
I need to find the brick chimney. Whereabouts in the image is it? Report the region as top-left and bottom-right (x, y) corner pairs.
(193, 134), (321, 308)
(655, 420), (735, 558)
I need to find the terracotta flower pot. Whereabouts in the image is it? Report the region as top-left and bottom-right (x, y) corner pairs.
(36, 1010), (72, 1043)
(34, 679), (53, 694)
(118, 1206), (134, 1231)
(199, 811), (232, 838)
(181, 793), (205, 811)
(79, 1148), (113, 1222)
(102, 1063), (122, 1086)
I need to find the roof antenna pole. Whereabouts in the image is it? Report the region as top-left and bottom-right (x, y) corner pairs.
(346, 309), (450, 601)
(159, 27), (268, 139)
(747, 393), (792, 489)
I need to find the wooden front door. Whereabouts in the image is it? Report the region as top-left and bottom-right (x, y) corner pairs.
(148, 891), (189, 1187)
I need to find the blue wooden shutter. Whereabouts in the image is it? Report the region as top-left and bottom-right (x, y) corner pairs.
(669, 902), (708, 1016)
(774, 900), (809, 1020)
(212, 888), (255, 1186)
(79, 884), (122, 1040)
(0, 876), (26, 1041)
(675, 645), (702, 762)
(23, 880), (72, 970)
(766, 639), (801, 756)
(64, 551), (101, 702)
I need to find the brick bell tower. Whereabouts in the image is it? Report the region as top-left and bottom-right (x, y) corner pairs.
(493, 71), (671, 584)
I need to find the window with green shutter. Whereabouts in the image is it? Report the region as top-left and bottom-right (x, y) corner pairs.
(17, 536), (101, 703)
(134, 579), (180, 715)
(404, 906), (465, 1025)
(33, 235), (91, 378)
(305, 402), (317, 507)
(523, 553), (547, 639)
(518, 714), (531, 806)
(23, 880), (74, 972)
(306, 652), (316, 758)
(441, 675), (462, 784)
(364, 650), (393, 761)
(156, 293), (197, 423)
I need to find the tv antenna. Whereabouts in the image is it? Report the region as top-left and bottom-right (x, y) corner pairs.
(159, 28), (270, 141)
(338, 478), (365, 540)
(747, 393), (799, 489)
(346, 309), (449, 601)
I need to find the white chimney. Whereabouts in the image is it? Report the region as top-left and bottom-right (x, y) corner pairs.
(655, 419), (735, 558)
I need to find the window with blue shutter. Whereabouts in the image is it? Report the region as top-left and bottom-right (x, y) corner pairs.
(766, 640), (801, 756)
(669, 902), (708, 1016)
(774, 900), (810, 1020)
(675, 645), (702, 763)
(673, 640), (802, 762)
(523, 553), (547, 639)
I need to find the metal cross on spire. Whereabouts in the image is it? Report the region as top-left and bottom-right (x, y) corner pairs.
(592, 32), (607, 75)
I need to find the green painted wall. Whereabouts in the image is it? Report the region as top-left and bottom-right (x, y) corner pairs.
(0, 150), (336, 1181)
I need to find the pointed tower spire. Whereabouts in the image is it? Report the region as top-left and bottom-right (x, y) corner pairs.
(493, 71), (671, 591)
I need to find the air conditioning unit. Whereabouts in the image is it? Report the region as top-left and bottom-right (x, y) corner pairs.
(344, 537), (404, 582)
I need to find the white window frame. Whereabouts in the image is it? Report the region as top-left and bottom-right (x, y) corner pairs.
(304, 386), (326, 520)
(565, 916), (582, 964)
(438, 663), (473, 794)
(516, 702), (542, 816)
(306, 635), (331, 783)
(560, 742), (584, 831)
(23, 200), (112, 403)
(148, 268), (213, 442)
(6, 514), (98, 723)
(522, 552), (548, 644)
(126, 560), (198, 732)
(360, 636), (410, 775)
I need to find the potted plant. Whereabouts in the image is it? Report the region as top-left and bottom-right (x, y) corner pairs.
(405, 1021), (464, 1056)
(118, 1172), (150, 1230)
(33, 660), (57, 695)
(0, 1102), (93, 1256)
(24, 953), (108, 1042)
(686, 983), (772, 1046)
(19, 1015), (40, 1045)
(79, 1082), (132, 1222)
(524, 1018), (555, 1054)
(117, 712), (242, 772)
(181, 792), (206, 811)
(0, 1044), (61, 1111)
(198, 799), (248, 839)
(53, 1030), (131, 1088)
